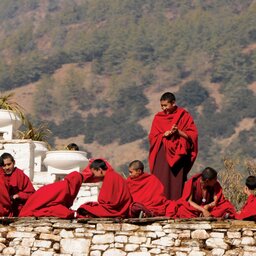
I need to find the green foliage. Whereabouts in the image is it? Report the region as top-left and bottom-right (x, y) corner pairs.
(0, 0), (255, 170)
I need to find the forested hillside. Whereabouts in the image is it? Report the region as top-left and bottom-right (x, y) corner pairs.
(0, 0), (256, 174)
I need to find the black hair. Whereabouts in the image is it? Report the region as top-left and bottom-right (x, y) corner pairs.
(90, 159), (108, 170)
(245, 176), (256, 190)
(129, 160), (144, 172)
(160, 92), (176, 103)
(0, 156), (3, 166)
(1, 152), (15, 163)
(201, 167), (217, 181)
(67, 143), (79, 151)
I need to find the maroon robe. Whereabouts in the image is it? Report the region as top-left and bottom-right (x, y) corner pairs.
(148, 107), (198, 200)
(176, 174), (236, 218)
(127, 173), (177, 217)
(19, 171), (83, 218)
(0, 170), (11, 216)
(77, 161), (132, 218)
(3, 167), (35, 216)
(235, 195), (256, 220)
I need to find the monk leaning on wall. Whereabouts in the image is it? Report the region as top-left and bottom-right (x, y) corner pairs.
(19, 171), (83, 218)
(1, 152), (35, 216)
(77, 158), (132, 218)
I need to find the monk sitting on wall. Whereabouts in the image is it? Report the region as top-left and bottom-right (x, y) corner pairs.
(235, 175), (256, 221)
(1, 152), (35, 216)
(126, 160), (177, 217)
(77, 158), (132, 218)
(0, 157), (11, 217)
(176, 167), (236, 218)
(19, 171), (83, 218)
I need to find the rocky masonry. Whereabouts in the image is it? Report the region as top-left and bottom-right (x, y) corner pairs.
(0, 218), (256, 256)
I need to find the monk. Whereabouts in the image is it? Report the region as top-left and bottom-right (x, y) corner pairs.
(148, 92), (198, 200)
(0, 157), (11, 217)
(1, 152), (35, 216)
(77, 158), (132, 218)
(176, 167), (236, 218)
(126, 160), (177, 217)
(235, 176), (256, 220)
(19, 171), (83, 218)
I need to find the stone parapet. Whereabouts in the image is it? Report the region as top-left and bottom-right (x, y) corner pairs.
(0, 218), (256, 255)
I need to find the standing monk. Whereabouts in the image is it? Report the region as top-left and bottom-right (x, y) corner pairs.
(77, 158), (132, 218)
(148, 92), (198, 200)
(1, 152), (35, 216)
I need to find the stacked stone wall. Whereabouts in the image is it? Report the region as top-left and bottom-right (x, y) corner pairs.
(0, 218), (256, 256)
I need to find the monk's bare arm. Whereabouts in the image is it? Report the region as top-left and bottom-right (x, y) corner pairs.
(188, 195), (211, 217)
(204, 195), (218, 210)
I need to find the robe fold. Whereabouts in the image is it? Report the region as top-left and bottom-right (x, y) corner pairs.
(19, 171), (83, 218)
(3, 167), (35, 216)
(235, 195), (256, 221)
(176, 174), (236, 218)
(0, 171), (11, 216)
(148, 107), (198, 200)
(127, 173), (176, 217)
(77, 162), (132, 218)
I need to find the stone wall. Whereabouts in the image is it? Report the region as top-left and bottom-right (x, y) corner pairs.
(1, 218), (256, 256)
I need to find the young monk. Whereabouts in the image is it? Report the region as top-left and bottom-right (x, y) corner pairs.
(1, 152), (35, 216)
(176, 167), (236, 218)
(0, 157), (11, 217)
(148, 92), (198, 200)
(235, 176), (256, 220)
(126, 160), (177, 217)
(19, 171), (83, 218)
(77, 158), (132, 218)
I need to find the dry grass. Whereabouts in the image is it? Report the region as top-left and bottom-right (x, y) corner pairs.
(219, 158), (256, 210)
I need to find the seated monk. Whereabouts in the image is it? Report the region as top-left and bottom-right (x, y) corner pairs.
(77, 158), (132, 218)
(0, 160), (12, 217)
(126, 160), (177, 218)
(1, 152), (35, 216)
(19, 171), (83, 218)
(235, 176), (256, 221)
(176, 167), (236, 218)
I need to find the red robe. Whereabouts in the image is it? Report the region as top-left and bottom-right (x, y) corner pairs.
(235, 195), (256, 220)
(3, 167), (35, 216)
(126, 173), (176, 217)
(0, 170), (11, 216)
(176, 174), (236, 218)
(148, 107), (198, 200)
(19, 171), (83, 218)
(77, 161), (132, 218)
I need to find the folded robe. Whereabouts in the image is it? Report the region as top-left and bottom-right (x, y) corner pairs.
(127, 173), (177, 217)
(148, 107), (198, 172)
(77, 161), (132, 218)
(19, 171), (83, 218)
(235, 195), (256, 221)
(176, 174), (236, 218)
(0, 170), (11, 217)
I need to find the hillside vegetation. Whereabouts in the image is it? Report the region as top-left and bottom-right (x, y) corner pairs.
(0, 0), (256, 174)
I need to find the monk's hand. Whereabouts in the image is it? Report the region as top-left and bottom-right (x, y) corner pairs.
(202, 209), (211, 217)
(170, 124), (178, 135)
(163, 130), (172, 137)
(203, 204), (210, 210)
(12, 194), (19, 200)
